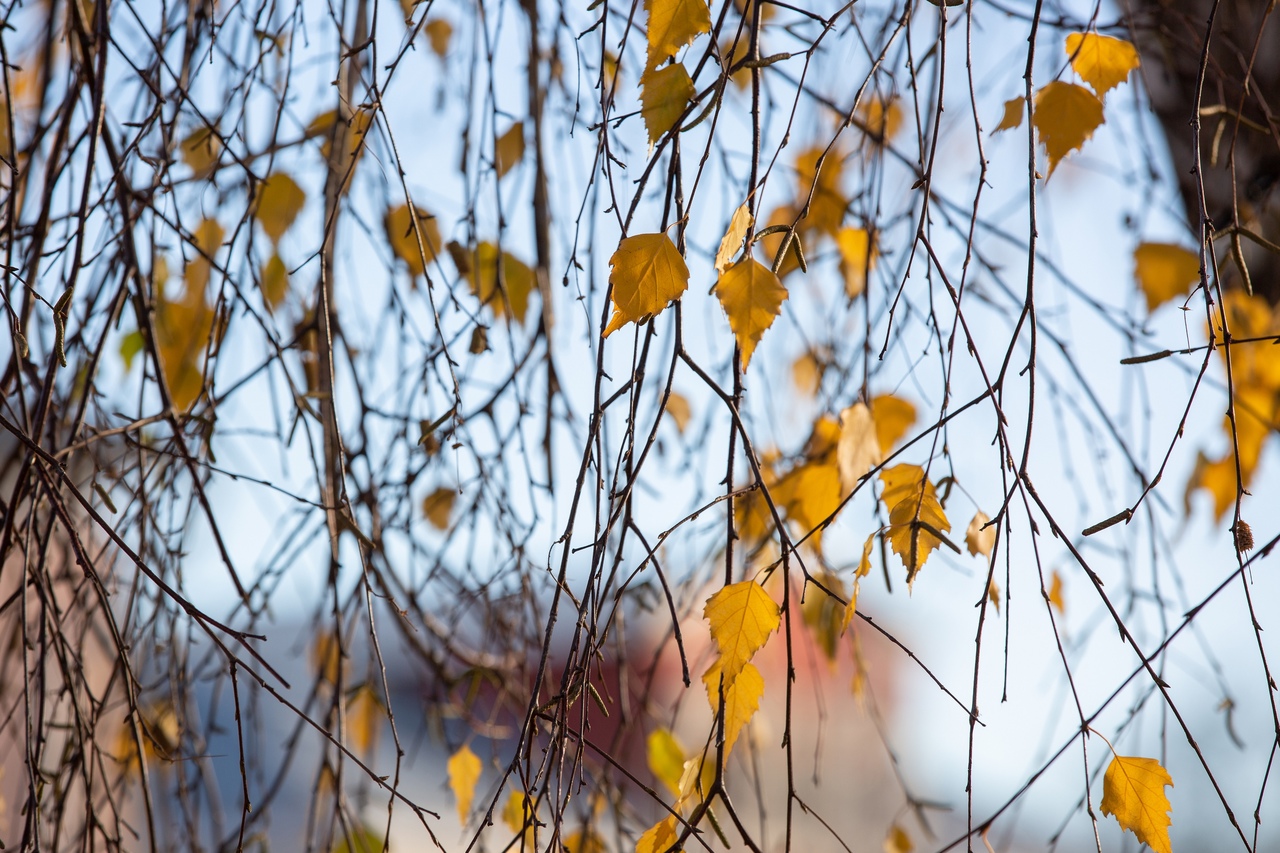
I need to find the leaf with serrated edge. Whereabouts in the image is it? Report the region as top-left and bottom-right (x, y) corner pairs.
(714, 258), (787, 368)
(965, 510), (995, 558)
(701, 659), (763, 756)
(880, 464), (950, 586)
(714, 202), (753, 274)
(635, 815), (681, 853)
(645, 0), (710, 73)
(1033, 81), (1104, 176)
(1065, 32), (1139, 98)
(704, 580), (780, 692)
(1134, 242), (1199, 311)
(605, 233), (689, 335)
(447, 744), (482, 825)
(640, 63), (695, 146)
(1101, 754), (1173, 853)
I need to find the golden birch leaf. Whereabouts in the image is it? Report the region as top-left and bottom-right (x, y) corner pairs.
(665, 392), (691, 433)
(639, 63), (695, 146)
(157, 247), (217, 413)
(647, 729), (686, 796)
(494, 122), (524, 179)
(447, 744), (483, 825)
(1065, 33), (1140, 99)
(965, 510), (995, 559)
(565, 830), (608, 853)
(347, 683), (383, 757)
(674, 751), (715, 812)
(180, 126), (220, 177)
(704, 579), (780, 691)
(1032, 81), (1104, 176)
(467, 242), (537, 322)
(795, 146), (846, 237)
(838, 402), (882, 494)
(1134, 242), (1199, 311)
(1101, 754), (1174, 853)
(1185, 450), (1238, 521)
(858, 96), (902, 144)
(880, 464), (951, 586)
(987, 579), (1001, 614)
(836, 227), (875, 298)
(871, 394), (916, 453)
(773, 460), (842, 547)
(501, 791), (535, 846)
(636, 815), (681, 853)
(605, 232), (689, 336)
(791, 350), (822, 397)
(714, 201), (753, 274)
(883, 823), (913, 853)
(422, 487), (455, 530)
(1048, 569), (1065, 615)
(840, 581), (859, 636)
(255, 172), (306, 244)
(702, 659), (763, 755)
(385, 204), (442, 278)
(425, 19), (452, 57)
(762, 205), (804, 277)
(856, 532), (875, 578)
(312, 629), (345, 685)
(260, 253), (288, 311)
(645, 0), (710, 73)
(713, 258), (787, 368)
(331, 826), (385, 853)
(993, 97), (1024, 133)
(801, 571), (847, 663)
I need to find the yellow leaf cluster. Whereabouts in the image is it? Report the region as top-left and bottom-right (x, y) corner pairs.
(636, 815), (681, 853)
(385, 204), (442, 278)
(1100, 754), (1173, 853)
(605, 232), (689, 335)
(1134, 242), (1200, 311)
(1065, 33), (1140, 99)
(1032, 81), (1104, 176)
(713, 258), (787, 368)
(447, 744), (483, 825)
(640, 63), (695, 145)
(880, 464), (951, 586)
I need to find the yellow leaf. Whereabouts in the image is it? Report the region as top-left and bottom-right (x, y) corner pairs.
(422, 487), (455, 530)
(1185, 450), (1239, 521)
(565, 830), (608, 853)
(871, 394), (916, 453)
(880, 464), (951, 586)
(466, 242), (537, 323)
(447, 744), (483, 825)
(1065, 32), (1140, 99)
(987, 579), (1001, 615)
(883, 823), (912, 853)
(773, 460), (842, 547)
(119, 330), (145, 372)
(714, 258), (787, 368)
(1134, 242), (1199, 311)
(425, 18), (452, 57)
(714, 202), (753, 274)
(704, 579), (780, 691)
(791, 350), (822, 397)
(665, 392), (691, 433)
(721, 35), (751, 90)
(801, 571), (847, 663)
(838, 402), (882, 494)
(858, 96), (902, 144)
(260, 253), (288, 311)
(647, 729), (686, 796)
(993, 97), (1024, 133)
(701, 659), (763, 756)
(794, 146), (846, 237)
(309, 108), (373, 191)
(965, 510), (995, 559)
(605, 232), (689, 335)
(640, 63), (695, 146)
(501, 791), (536, 846)
(180, 126), (220, 177)
(158, 230), (219, 413)
(645, 0), (710, 73)
(1032, 81), (1104, 176)
(495, 122), (524, 179)
(674, 750), (715, 811)
(1101, 754), (1173, 853)
(347, 683), (384, 757)
(836, 227), (875, 299)
(761, 205), (804, 278)
(312, 629), (345, 686)
(1048, 569), (1065, 615)
(840, 582), (859, 636)
(330, 825), (385, 853)
(636, 815), (682, 853)
(255, 172), (306, 244)
(385, 204), (442, 277)
(856, 532), (875, 578)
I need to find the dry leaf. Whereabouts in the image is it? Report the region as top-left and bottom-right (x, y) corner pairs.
(468, 242), (537, 323)
(883, 823), (913, 853)
(715, 202), (753, 274)
(447, 744), (483, 825)
(180, 126), (220, 177)
(425, 18), (452, 57)
(604, 232), (689, 335)
(965, 510), (995, 559)
(994, 97), (1024, 133)
(713, 258), (787, 368)
(1048, 569), (1065, 615)
(665, 391), (691, 433)
(1101, 754), (1173, 853)
(1134, 242), (1199, 311)
(801, 571), (847, 663)
(640, 63), (695, 146)
(495, 122), (524, 179)
(645, 0), (710, 73)
(856, 532), (875, 578)
(1065, 33), (1140, 99)
(260, 253), (288, 311)
(704, 579), (780, 691)
(385, 204), (442, 277)
(794, 146), (846, 237)
(422, 487), (455, 529)
(987, 579), (1001, 614)
(1033, 81), (1104, 176)
(255, 172), (306, 244)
